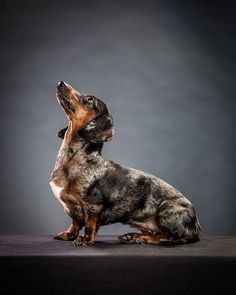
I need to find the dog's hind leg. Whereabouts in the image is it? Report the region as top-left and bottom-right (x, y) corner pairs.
(119, 232), (169, 244)
(155, 206), (201, 245)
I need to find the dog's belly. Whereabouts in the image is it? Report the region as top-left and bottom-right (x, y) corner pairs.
(99, 210), (160, 232)
(128, 217), (161, 233)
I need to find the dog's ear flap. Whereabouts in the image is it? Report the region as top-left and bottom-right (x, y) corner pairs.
(79, 112), (114, 143)
(57, 127), (68, 139)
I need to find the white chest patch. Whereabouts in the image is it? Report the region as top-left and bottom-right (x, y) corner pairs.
(50, 181), (69, 213)
(50, 181), (63, 200)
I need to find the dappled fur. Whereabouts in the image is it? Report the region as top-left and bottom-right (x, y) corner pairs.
(50, 82), (201, 246)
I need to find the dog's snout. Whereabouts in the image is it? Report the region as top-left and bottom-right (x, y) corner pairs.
(58, 81), (66, 88)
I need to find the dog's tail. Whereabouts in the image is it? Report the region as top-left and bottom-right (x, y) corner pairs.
(158, 235), (200, 246)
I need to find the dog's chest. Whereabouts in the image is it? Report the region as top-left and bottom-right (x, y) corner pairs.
(49, 181), (69, 213)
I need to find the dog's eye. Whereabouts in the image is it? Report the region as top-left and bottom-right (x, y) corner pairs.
(86, 96), (94, 103)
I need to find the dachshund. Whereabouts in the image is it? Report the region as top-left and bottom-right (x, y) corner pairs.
(50, 81), (201, 246)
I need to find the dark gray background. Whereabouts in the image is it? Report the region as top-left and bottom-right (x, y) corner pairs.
(1, 0), (236, 236)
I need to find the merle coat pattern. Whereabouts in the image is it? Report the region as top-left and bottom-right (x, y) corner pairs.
(50, 82), (201, 246)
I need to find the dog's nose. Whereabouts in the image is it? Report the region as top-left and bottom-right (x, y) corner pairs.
(57, 81), (66, 88)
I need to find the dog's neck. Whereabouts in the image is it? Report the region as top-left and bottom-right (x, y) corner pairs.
(53, 121), (103, 171)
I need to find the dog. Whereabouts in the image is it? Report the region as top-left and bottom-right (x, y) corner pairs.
(50, 81), (201, 246)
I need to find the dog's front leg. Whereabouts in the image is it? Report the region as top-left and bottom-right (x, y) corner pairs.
(84, 214), (98, 245)
(72, 202), (102, 246)
(54, 219), (81, 241)
(73, 214), (98, 246)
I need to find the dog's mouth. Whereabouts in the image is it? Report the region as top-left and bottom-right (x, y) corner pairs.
(57, 81), (75, 113)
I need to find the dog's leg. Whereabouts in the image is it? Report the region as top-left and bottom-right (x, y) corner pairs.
(54, 219), (81, 241)
(84, 215), (98, 245)
(95, 223), (100, 234)
(119, 232), (168, 245)
(73, 214), (98, 246)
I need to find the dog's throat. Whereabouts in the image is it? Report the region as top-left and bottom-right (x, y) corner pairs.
(53, 137), (87, 171)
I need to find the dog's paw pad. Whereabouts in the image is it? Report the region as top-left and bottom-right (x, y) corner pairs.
(119, 233), (137, 244)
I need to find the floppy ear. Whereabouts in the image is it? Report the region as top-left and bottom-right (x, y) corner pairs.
(57, 127), (68, 139)
(79, 112), (114, 143)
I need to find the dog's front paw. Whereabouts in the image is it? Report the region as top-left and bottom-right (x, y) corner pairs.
(83, 238), (94, 246)
(72, 236), (94, 246)
(72, 236), (84, 246)
(54, 231), (77, 241)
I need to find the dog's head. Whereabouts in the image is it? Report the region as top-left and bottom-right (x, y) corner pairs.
(56, 82), (114, 143)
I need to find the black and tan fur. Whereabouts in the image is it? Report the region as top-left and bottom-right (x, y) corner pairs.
(50, 82), (201, 246)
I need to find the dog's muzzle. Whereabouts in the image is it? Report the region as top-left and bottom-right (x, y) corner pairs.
(57, 81), (72, 98)
(57, 81), (75, 112)
(57, 81), (68, 89)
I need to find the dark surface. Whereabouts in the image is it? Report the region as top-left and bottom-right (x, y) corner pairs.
(0, 235), (236, 295)
(1, 235), (236, 257)
(1, 0), (236, 236)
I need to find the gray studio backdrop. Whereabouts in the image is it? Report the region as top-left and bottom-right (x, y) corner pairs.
(1, 0), (236, 235)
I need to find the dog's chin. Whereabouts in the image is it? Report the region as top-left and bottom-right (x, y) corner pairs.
(57, 95), (75, 114)
(56, 91), (64, 101)
(57, 88), (70, 99)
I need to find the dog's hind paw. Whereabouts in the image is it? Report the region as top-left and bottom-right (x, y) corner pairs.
(119, 233), (139, 244)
